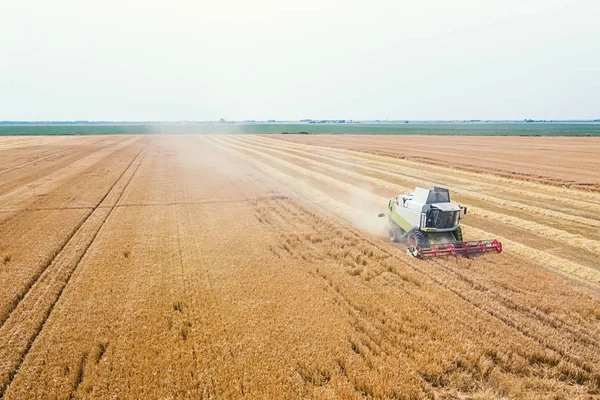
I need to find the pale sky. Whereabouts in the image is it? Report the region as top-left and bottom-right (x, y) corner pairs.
(1, 0), (598, 121)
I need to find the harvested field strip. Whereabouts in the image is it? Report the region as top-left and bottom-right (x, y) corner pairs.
(114, 196), (291, 207)
(0, 206), (95, 212)
(242, 137), (600, 245)
(347, 151), (600, 211)
(208, 136), (382, 217)
(0, 140), (152, 397)
(367, 148), (600, 190)
(0, 137), (113, 175)
(0, 136), (71, 151)
(253, 138), (598, 213)
(209, 136), (600, 285)
(0, 148), (73, 175)
(232, 136), (600, 256)
(0, 136), (141, 202)
(273, 135), (600, 189)
(281, 148), (600, 239)
(0, 137), (145, 243)
(0, 135), (134, 181)
(254, 136), (600, 219)
(206, 137), (374, 223)
(257, 135), (600, 210)
(406, 153), (600, 193)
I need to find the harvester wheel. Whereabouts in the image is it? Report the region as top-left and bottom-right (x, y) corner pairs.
(453, 227), (463, 242)
(389, 225), (403, 243)
(407, 230), (428, 249)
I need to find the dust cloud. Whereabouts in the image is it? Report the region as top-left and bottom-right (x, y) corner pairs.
(164, 134), (390, 239)
(346, 181), (388, 238)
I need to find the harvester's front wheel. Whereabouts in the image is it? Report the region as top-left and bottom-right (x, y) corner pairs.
(407, 230), (428, 249)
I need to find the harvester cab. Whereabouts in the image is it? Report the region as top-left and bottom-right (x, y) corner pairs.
(378, 186), (502, 258)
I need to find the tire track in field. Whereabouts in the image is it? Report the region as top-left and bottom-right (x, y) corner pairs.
(0, 206), (94, 212)
(0, 136), (136, 198)
(0, 138), (149, 326)
(0, 138), (151, 326)
(175, 136), (288, 395)
(0, 137), (112, 176)
(0, 136), (142, 247)
(0, 136), (71, 151)
(0, 148), (73, 175)
(0, 136), (143, 239)
(0, 139), (153, 398)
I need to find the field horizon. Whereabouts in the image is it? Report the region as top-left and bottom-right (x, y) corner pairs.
(1, 122), (600, 136)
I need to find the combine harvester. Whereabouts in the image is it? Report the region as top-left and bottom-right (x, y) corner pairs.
(379, 186), (502, 258)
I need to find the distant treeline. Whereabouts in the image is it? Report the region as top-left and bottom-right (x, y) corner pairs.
(1, 123), (600, 136)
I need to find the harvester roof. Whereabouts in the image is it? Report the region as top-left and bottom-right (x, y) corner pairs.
(431, 202), (460, 212)
(412, 186), (451, 205)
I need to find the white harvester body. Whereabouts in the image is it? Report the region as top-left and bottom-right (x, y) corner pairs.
(380, 186), (502, 258)
(390, 187), (462, 233)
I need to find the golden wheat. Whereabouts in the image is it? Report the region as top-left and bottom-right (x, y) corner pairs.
(1, 134), (599, 399)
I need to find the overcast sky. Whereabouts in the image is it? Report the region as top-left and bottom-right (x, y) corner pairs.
(1, 0), (598, 121)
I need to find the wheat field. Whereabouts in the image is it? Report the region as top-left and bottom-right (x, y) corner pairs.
(0, 134), (599, 399)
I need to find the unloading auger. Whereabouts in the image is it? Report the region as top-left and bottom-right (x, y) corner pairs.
(378, 186), (502, 258)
